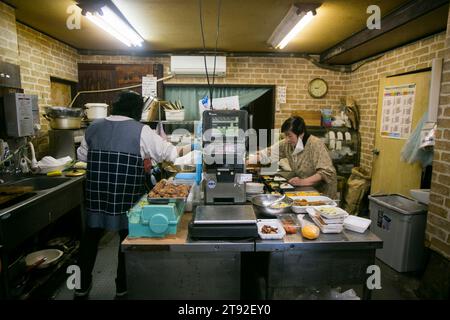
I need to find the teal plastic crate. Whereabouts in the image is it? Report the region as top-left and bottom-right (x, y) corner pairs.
(127, 196), (186, 238)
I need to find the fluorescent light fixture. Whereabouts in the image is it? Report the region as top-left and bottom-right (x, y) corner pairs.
(268, 4), (319, 50)
(85, 5), (144, 47)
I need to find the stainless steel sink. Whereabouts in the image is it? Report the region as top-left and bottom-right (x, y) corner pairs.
(0, 192), (37, 210)
(7, 177), (71, 191)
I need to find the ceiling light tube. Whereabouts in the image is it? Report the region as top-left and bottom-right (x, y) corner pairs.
(86, 12), (132, 47)
(85, 5), (144, 47)
(268, 4), (318, 50)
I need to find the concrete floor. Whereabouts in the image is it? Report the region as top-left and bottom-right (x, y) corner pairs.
(52, 233), (422, 300)
(53, 232), (120, 300)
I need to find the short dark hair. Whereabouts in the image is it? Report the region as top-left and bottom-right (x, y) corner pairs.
(281, 116), (310, 145)
(281, 116), (308, 136)
(111, 90), (144, 121)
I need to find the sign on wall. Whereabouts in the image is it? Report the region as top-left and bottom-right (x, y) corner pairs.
(380, 83), (416, 139)
(142, 76), (157, 97)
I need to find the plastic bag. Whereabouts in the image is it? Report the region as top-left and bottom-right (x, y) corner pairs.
(401, 113), (434, 167)
(343, 167), (371, 216)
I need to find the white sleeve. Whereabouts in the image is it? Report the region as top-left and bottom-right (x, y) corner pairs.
(140, 125), (178, 163)
(77, 136), (88, 162)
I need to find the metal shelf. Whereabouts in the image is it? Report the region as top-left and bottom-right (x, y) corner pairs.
(16, 243), (79, 300)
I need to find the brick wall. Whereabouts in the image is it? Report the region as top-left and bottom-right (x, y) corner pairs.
(2, 0), (449, 257)
(16, 23), (79, 155)
(81, 37), (450, 259)
(426, 9), (450, 259)
(78, 55), (350, 128)
(1, 3), (79, 157)
(347, 33), (446, 171)
(0, 2), (19, 64)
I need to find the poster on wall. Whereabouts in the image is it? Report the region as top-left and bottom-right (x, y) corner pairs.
(142, 76), (157, 97)
(380, 83), (416, 139)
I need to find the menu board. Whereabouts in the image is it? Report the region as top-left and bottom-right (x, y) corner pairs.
(380, 84), (416, 139)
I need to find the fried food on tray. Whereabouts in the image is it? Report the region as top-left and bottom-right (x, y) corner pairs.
(261, 225), (279, 234)
(293, 199), (327, 206)
(148, 180), (190, 198)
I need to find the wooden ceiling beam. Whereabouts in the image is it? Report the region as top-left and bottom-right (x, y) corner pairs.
(320, 0), (449, 63)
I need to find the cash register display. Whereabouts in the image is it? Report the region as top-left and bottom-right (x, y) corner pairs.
(210, 116), (239, 137)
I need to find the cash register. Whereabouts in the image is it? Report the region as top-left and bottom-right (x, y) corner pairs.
(189, 110), (258, 239)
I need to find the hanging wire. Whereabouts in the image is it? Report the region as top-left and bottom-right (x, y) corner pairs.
(211, 0), (222, 108)
(199, 0), (213, 109)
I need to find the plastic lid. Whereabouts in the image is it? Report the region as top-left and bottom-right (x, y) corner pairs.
(369, 194), (427, 215)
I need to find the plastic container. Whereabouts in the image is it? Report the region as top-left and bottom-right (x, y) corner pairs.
(257, 219), (286, 240)
(321, 109), (333, 127)
(306, 208), (344, 233)
(290, 196), (337, 213)
(344, 215), (371, 233)
(85, 103), (108, 120)
(369, 194), (428, 272)
(314, 206), (349, 219)
(278, 214), (301, 234)
(165, 110), (185, 121)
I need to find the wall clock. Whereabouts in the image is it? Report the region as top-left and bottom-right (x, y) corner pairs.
(308, 78), (328, 98)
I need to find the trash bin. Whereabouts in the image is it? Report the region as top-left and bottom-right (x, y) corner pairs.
(368, 194), (428, 272)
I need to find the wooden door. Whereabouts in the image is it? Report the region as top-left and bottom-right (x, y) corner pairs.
(371, 72), (431, 196)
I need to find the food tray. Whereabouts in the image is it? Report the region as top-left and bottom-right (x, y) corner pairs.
(285, 191), (321, 197)
(147, 181), (193, 204)
(343, 215), (372, 233)
(290, 196), (337, 213)
(306, 208), (343, 234)
(263, 180), (294, 193)
(279, 182), (295, 190)
(310, 205), (349, 219)
(257, 219), (286, 240)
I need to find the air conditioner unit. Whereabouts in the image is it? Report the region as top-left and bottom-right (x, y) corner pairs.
(170, 56), (226, 76)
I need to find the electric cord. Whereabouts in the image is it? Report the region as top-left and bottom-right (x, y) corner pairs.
(211, 0), (222, 107)
(199, 0), (222, 109)
(199, 0), (213, 108)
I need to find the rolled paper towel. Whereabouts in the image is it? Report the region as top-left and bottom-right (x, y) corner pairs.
(345, 132), (352, 141)
(328, 131), (336, 140)
(329, 139), (336, 150)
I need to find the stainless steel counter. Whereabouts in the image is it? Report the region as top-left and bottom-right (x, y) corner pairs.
(0, 174), (85, 299)
(256, 228), (382, 251)
(123, 207), (382, 299)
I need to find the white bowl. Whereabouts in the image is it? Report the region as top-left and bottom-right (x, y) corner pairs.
(25, 249), (63, 269)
